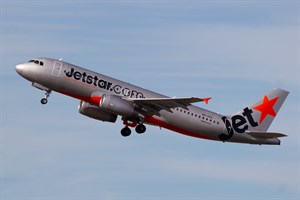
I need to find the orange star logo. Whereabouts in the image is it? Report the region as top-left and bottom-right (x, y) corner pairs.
(253, 96), (279, 123)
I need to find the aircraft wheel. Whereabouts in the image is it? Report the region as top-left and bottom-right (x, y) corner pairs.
(41, 98), (48, 105)
(121, 126), (131, 137)
(135, 124), (146, 134)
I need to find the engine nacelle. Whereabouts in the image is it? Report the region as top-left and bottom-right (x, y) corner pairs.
(100, 94), (134, 116)
(78, 101), (117, 123)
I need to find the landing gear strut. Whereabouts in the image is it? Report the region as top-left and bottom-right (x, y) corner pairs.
(40, 89), (52, 105)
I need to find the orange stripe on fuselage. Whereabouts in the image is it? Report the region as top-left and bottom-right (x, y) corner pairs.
(55, 90), (101, 105)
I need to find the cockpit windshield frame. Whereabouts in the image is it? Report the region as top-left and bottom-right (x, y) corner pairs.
(28, 59), (44, 66)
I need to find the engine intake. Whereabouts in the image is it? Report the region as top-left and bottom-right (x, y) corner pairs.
(78, 101), (117, 123)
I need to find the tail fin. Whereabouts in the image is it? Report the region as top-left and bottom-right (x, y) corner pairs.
(236, 88), (289, 132)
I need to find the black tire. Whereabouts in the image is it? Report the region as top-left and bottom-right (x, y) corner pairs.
(135, 124), (146, 134)
(121, 126), (131, 137)
(41, 98), (48, 105)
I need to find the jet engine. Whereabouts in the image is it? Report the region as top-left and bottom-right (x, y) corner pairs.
(78, 101), (117, 123)
(100, 94), (134, 116)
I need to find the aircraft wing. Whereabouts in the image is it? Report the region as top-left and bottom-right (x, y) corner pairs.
(125, 97), (211, 115)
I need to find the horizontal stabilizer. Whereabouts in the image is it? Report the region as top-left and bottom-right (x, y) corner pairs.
(246, 131), (287, 139)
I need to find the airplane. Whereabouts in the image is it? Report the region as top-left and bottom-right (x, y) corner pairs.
(16, 57), (289, 145)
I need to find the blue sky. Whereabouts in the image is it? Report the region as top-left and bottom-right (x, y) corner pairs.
(1, 1), (299, 199)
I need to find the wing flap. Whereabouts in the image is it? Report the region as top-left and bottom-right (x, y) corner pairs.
(125, 97), (211, 115)
(128, 97), (210, 105)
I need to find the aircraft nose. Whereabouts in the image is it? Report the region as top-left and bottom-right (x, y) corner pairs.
(16, 64), (24, 75)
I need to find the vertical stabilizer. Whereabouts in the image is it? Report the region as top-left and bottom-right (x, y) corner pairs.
(236, 88), (289, 132)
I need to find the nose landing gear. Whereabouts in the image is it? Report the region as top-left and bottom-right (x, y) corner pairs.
(40, 89), (52, 105)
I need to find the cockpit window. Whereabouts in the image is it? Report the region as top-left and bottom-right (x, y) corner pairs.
(29, 59), (44, 66)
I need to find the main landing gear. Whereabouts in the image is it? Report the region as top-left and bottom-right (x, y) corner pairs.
(40, 89), (52, 105)
(121, 119), (146, 137)
(135, 124), (146, 134)
(121, 126), (132, 137)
